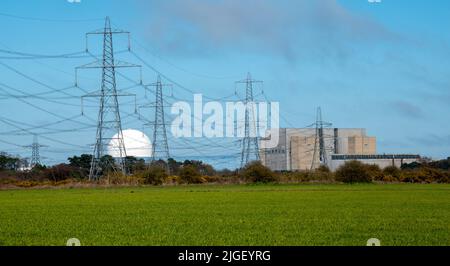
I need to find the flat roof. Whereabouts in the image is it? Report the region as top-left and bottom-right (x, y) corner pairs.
(331, 154), (420, 160)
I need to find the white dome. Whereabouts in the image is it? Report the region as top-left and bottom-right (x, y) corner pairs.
(108, 129), (152, 158)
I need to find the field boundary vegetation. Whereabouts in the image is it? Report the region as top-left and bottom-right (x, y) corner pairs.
(1, 153), (449, 189)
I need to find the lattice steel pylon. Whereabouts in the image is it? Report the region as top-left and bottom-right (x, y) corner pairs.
(236, 73), (262, 168)
(310, 107), (332, 170)
(141, 75), (171, 163)
(77, 17), (141, 180)
(24, 135), (47, 167)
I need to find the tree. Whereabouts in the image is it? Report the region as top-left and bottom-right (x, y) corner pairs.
(181, 160), (216, 176)
(429, 158), (450, 170)
(168, 158), (181, 174)
(197, 162), (215, 176)
(0, 153), (20, 171)
(67, 154), (92, 179)
(217, 168), (234, 177)
(68, 154), (92, 169)
(401, 161), (422, 170)
(99, 155), (115, 175)
(125, 156), (146, 174)
(32, 164), (47, 171)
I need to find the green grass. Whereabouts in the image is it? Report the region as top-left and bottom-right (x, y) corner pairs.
(0, 183), (449, 246)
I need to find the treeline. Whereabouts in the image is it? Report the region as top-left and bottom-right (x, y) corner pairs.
(0, 153), (237, 187)
(0, 152), (28, 170)
(279, 160), (450, 184)
(1, 152), (450, 188)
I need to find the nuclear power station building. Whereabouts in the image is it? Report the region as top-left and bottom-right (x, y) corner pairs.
(260, 128), (420, 171)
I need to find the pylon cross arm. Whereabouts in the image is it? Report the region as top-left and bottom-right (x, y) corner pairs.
(86, 29), (130, 35)
(76, 60), (141, 69)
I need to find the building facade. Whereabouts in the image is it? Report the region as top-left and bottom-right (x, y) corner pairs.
(329, 154), (421, 171)
(260, 128), (419, 171)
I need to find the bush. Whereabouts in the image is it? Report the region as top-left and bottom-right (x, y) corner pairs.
(241, 161), (277, 183)
(400, 167), (448, 184)
(335, 160), (372, 183)
(399, 169), (421, 183)
(365, 164), (384, 181)
(105, 172), (144, 185)
(15, 180), (40, 188)
(279, 171), (310, 183)
(137, 165), (168, 185)
(310, 166), (334, 182)
(317, 165), (330, 173)
(178, 165), (205, 184)
(44, 164), (83, 182)
(165, 175), (180, 184)
(202, 175), (219, 183)
(383, 166), (401, 181)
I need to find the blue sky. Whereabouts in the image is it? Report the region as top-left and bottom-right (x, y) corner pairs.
(0, 0), (449, 168)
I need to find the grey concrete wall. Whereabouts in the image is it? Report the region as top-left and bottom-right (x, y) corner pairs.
(261, 128), (288, 171)
(329, 158), (419, 171)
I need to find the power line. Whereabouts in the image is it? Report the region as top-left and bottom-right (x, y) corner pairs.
(0, 114), (90, 136)
(236, 73), (262, 168)
(0, 17), (271, 170)
(0, 61), (81, 99)
(0, 116), (89, 149)
(79, 17), (139, 180)
(310, 107), (333, 170)
(0, 12), (103, 23)
(85, 43), (243, 162)
(130, 50), (233, 101)
(142, 75), (171, 163)
(0, 48), (87, 59)
(109, 21), (240, 80)
(130, 36), (240, 80)
(23, 135), (47, 167)
(0, 86), (94, 127)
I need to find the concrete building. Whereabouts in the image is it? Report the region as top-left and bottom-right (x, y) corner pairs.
(260, 128), (419, 171)
(329, 154), (421, 171)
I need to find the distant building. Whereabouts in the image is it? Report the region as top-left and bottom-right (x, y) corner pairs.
(329, 154), (420, 171)
(260, 128), (419, 171)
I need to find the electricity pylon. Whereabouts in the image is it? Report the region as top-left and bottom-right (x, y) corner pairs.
(310, 107), (332, 170)
(24, 135), (47, 167)
(77, 17), (140, 180)
(140, 75), (171, 163)
(236, 73), (262, 168)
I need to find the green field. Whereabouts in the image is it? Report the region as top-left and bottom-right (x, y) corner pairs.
(0, 184), (449, 246)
